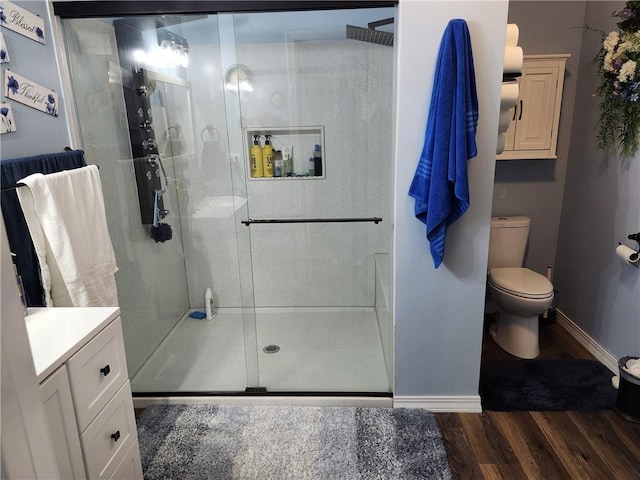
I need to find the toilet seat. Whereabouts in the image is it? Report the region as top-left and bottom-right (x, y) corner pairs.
(489, 267), (553, 299)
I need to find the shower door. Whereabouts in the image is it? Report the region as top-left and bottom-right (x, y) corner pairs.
(59, 4), (395, 395)
(222, 8), (395, 393)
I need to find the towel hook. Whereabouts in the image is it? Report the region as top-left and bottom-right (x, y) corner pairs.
(200, 124), (220, 143)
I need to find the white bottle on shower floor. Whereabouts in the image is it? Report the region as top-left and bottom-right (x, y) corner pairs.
(205, 288), (217, 320)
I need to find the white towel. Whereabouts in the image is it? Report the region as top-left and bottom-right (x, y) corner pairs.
(17, 165), (119, 307)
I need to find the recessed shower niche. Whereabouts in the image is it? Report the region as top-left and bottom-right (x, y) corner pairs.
(59, 4), (395, 396)
(245, 126), (325, 180)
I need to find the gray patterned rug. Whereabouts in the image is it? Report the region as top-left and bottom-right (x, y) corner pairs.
(136, 404), (452, 479)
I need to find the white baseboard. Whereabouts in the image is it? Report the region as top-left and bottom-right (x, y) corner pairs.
(556, 309), (618, 373)
(393, 395), (482, 413)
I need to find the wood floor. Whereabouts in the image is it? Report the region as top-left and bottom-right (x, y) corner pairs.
(435, 317), (640, 480)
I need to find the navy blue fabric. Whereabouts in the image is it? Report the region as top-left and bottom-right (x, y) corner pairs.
(408, 19), (478, 268)
(1, 151), (86, 306)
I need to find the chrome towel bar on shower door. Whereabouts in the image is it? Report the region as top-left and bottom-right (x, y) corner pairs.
(241, 217), (382, 226)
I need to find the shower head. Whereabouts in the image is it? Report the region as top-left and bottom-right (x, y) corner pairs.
(346, 18), (394, 47)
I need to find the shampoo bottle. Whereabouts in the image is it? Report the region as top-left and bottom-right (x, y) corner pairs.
(205, 288), (217, 320)
(250, 135), (264, 178)
(262, 134), (274, 178)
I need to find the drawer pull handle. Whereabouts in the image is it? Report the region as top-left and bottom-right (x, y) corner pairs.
(100, 365), (111, 376)
(111, 430), (121, 442)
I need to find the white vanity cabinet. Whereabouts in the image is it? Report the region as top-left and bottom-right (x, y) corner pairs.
(498, 54), (570, 160)
(26, 307), (143, 480)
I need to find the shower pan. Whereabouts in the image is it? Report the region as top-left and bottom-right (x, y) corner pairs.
(56, 2), (396, 397)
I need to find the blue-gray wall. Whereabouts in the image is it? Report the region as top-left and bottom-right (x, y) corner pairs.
(494, 1), (586, 276)
(555, 1), (640, 360)
(0, 0), (70, 159)
(393, 0), (508, 402)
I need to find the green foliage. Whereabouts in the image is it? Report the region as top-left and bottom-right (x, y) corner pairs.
(596, 1), (640, 157)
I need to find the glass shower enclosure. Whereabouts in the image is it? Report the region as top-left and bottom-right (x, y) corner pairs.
(59, 4), (395, 395)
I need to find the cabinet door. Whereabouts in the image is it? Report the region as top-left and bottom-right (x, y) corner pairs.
(513, 65), (559, 151)
(40, 365), (87, 479)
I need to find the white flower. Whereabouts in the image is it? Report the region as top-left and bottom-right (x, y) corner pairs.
(618, 59), (637, 82)
(604, 31), (620, 51)
(604, 52), (615, 72)
(619, 39), (634, 54)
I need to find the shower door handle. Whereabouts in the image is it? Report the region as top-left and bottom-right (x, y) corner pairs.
(242, 217), (383, 226)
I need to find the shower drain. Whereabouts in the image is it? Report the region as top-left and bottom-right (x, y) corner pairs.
(263, 344), (280, 354)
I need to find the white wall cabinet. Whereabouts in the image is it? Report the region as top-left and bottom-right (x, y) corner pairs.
(498, 54), (569, 160)
(25, 307), (143, 480)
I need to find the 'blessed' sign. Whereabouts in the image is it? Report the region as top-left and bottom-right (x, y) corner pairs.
(0, 1), (46, 44)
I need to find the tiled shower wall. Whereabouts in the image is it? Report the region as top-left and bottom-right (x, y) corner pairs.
(183, 34), (394, 308)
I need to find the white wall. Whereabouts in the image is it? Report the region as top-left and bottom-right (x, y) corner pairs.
(394, 0), (508, 402)
(183, 17), (395, 309)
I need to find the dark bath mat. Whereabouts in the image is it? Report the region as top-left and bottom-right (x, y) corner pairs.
(479, 359), (617, 411)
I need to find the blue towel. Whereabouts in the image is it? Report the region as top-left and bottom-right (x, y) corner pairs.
(408, 19), (479, 268)
(1, 150), (86, 306)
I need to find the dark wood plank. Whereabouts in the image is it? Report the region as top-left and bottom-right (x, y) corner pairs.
(531, 411), (618, 479)
(437, 317), (640, 480)
(435, 413), (484, 480)
(488, 411), (570, 480)
(568, 411), (640, 478)
(457, 413), (519, 466)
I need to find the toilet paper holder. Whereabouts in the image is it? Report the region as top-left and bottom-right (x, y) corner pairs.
(625, 232), (640, 261)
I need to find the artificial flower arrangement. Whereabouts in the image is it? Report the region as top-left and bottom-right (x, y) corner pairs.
(597, 1), (640, 157)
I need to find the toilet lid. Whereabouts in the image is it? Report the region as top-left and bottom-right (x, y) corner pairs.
(489, 267), (553, 298)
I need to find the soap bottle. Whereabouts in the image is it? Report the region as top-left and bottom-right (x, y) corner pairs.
(205, 287), (217, 320)
(313, 144), (322, 176)
(262, 134), (274, 178)
(250, 135), (264, 178)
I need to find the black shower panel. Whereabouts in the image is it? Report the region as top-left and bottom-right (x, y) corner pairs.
(114, 20), (164, 225)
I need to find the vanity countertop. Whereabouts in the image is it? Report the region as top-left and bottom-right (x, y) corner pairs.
(25, 307), (120, 382)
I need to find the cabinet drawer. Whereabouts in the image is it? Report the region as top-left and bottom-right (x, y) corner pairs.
(68, 318), (128, 432)
(110, 439), (143, 480)
(80, 381), (137, 480)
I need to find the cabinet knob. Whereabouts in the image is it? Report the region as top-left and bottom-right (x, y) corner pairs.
(100, 365), (111, 376)
(111, 430), (121, 442)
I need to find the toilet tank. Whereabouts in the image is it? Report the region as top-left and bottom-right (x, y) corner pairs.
(488, 216), (531, 269)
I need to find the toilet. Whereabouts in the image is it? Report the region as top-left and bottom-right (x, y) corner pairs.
(487, 216), (554, 359)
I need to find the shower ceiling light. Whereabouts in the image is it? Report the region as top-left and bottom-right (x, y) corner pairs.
(131, 46), (188, 69)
